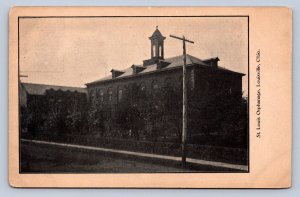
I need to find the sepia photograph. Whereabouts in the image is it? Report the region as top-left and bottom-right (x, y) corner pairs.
(18, 16), (249, 173)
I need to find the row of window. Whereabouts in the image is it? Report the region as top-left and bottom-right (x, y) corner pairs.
(89, 78), (178, 103)
(88, 75), (234, 103)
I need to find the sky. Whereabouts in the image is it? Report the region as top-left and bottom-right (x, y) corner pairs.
(19, 17), (248, 95)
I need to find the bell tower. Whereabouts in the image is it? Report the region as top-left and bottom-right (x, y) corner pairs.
(150, 26), (166, 59)
(143, 26), (166, 66)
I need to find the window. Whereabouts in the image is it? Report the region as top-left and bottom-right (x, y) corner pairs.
(108, 88), (113, 102)
(96, 88), (101, 98)
(140, 82), (146, 91)
(89, 88), (96, 101)
(152, 80), (159, 89)
(117, 87), (123, 102)
(201, 79), (209, 94)
(178, 76), (183, 89)
(152, 45), (155, 56)
(159, 45), (162, 57)
(158, 46), (161, 57)
(91, 89), (96, 97)
(165, 77), (171, 87)
(99, 89), (104, 102)
(190, 69), (195, 91)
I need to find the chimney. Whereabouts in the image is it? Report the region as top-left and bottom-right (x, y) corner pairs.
(111, 69), (125, 78)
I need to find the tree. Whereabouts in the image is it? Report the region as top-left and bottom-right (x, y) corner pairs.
(115, 83), (146, 140)
(189, 88), (248, 148)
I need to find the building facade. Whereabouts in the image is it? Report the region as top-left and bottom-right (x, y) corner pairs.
(85, 27), (246, 146)
(20, 83), (87, 137)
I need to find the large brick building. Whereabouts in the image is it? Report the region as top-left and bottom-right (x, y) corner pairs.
(85, 27), (246, 144)
(20, 83), (87, 136)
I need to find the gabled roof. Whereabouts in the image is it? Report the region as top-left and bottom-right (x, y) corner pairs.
(22, 83), (87, 95)
(86, 54), (245, 86)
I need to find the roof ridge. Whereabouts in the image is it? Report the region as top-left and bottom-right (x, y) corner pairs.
(186, 54), (202, 63)
(86, 54), (244, 85)
(22, 82), (85, 89)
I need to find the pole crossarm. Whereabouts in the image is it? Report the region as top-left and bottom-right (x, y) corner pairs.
(170, 35), (194, 44)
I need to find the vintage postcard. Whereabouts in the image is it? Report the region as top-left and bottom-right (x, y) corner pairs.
(8, 7), (292, 188)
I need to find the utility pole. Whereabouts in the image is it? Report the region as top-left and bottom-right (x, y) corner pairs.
(170, 34), (194, 165)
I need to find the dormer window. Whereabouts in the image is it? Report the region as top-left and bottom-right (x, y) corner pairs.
(157, 60), (170, 69)
(111, 69), (125, 78)
(203, 57), (220, 68)
(131, 65), (145, 74)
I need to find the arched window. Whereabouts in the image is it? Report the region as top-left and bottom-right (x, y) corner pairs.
(108, 88), (113, 102)
(90, 88), (96, 101)
(178, 76), (183, 88)
(92, 88), (96, 97)
(165, 77), (171, 87)
(157, 46), (160, 56)
(117, 87), (123, 102)
(159, 45), (162, 57)
(200, 78), (209, 94)
(99, 89), (104, 102)
(152, 80), (159, 89)
(190, 69), (195, 91)
(140, 82), (146, 91)
(152, 45), (156, 57)
(96, 88), (101, 98)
